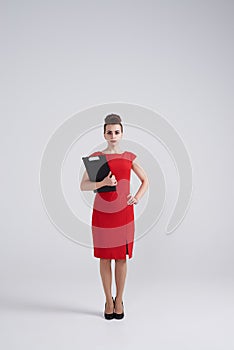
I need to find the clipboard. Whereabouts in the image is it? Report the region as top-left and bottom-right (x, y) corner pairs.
(82, 155), (116, 193)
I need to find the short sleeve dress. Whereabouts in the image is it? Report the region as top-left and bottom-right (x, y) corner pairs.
(89, 151), (137, 259)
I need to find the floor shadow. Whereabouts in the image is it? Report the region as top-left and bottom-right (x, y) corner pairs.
(0, 296), (102, 318)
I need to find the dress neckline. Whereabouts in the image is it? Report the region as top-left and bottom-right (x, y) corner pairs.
(100, 151), (126, 155)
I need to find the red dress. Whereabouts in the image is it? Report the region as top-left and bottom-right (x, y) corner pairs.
(89, 151), (137, 259)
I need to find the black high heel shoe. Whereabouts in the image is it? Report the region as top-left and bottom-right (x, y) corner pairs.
(114, 297), (124, 319)
(104, 297), (115, 320)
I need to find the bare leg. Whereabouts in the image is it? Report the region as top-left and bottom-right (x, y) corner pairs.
(100, 258), (114, 313)
(114, 259), (127, 313)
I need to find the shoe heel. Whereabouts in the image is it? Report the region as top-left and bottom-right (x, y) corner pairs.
(114, 297), (124, 319)
(104, 297), (115, 320)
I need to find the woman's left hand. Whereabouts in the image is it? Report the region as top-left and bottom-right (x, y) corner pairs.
(127, 194), (138, 205)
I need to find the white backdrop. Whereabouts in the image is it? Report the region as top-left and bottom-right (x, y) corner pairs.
(1, 1), (234, 349)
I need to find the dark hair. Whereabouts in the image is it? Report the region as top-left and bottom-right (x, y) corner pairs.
(104, 114), (123, 133)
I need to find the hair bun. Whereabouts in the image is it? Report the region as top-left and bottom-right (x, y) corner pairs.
(104, 114), (122, 124)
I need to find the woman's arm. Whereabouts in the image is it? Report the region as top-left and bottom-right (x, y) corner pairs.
(127, 160), (149, 205)
(80, 170), (117, 191)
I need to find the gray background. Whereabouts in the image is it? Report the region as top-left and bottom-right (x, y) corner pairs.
(1, 0), (234, 349)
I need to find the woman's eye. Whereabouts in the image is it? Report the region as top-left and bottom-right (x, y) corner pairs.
(106, 131), (120, 135)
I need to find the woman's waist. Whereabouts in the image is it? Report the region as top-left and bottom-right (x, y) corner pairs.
(96, 190), (129, 200)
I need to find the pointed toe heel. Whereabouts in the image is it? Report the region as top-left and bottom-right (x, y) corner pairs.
(104, 297), (115, 320)
(114, 297), (124, 319)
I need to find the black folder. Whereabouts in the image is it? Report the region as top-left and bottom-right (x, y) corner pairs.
(82, 155), (116, 193)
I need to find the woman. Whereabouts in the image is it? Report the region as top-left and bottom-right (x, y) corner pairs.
(80, 114), (149, 320)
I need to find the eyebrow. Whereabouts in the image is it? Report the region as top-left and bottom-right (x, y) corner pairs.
(106, 129), (121, 132)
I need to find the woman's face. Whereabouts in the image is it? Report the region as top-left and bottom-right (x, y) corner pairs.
(104, 124), (123, 146)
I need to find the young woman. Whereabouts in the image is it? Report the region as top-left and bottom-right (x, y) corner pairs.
(80, 114), (149, 320)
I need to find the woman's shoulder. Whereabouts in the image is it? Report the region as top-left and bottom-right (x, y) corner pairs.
(88, 151), (102, 157)
(124, 151), (137, 161)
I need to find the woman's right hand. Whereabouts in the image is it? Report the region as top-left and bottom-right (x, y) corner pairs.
(102, 171), (117, 186)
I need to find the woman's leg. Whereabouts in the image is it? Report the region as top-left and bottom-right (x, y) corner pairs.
(114, 259), (127, 313)
(100, 258), (114, 313)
